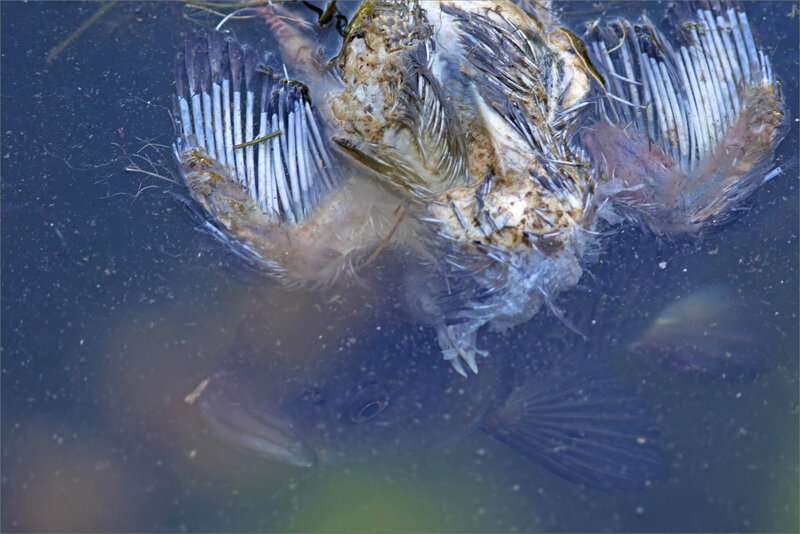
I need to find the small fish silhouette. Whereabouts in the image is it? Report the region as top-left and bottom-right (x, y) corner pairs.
(631, 284), (770, 381)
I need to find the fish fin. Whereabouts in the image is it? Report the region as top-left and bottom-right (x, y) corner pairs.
(585, 4), (787, 234)
(174, 32), (340, 227)
(480, 360), (669, 492)
(632, 283), (770, 381)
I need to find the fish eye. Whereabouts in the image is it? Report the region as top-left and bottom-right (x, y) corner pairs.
(348, 384), (389, 423)
(353, 400), (386, 422)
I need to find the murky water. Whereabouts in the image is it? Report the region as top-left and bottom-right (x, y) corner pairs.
(2, 2), (798, 532)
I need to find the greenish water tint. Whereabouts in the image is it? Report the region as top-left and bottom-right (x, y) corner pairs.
(2, 2), (797, 532)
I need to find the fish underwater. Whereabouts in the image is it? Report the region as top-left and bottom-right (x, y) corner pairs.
(187, 302), (669, 492)
(171, 0), (788, 376)
(631, 283), (772, 381)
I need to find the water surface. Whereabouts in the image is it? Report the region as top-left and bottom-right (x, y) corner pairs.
(2, 2), (798, 531)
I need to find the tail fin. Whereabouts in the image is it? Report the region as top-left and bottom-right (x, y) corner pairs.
(583, 3), (787, 234)
(481, 358), (669, 492)
(173, 32), (339, 227)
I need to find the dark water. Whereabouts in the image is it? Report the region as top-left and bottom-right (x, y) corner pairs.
(1, 1), (797, 532)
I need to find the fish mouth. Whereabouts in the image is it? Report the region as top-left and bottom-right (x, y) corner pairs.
(197, 386), (315, 467)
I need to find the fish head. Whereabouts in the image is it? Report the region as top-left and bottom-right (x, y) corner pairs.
(193, 304), (507, 466)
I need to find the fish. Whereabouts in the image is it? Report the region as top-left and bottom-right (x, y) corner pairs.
(187, 304), (669, 492)
(170, 1), (786, 375)
(631, 284), (771, 381)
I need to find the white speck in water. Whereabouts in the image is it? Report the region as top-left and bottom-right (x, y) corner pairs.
(658, 261), (667, 269)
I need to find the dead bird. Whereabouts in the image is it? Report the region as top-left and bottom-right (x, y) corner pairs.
(171, 1), (787, 375)
(187, 303), (669, 492)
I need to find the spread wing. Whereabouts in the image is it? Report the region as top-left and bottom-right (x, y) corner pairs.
(175, 32), (340, 226)
(584, 3), (787, 233)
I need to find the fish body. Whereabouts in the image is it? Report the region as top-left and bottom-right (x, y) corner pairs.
(171, 1), (786, 374)
(191, 304), (668, 492)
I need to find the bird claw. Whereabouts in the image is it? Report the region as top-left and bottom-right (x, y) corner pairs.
(439, 324), (486, 376)
(443, 345), (481, 376)
(449, 357), (468, 377)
